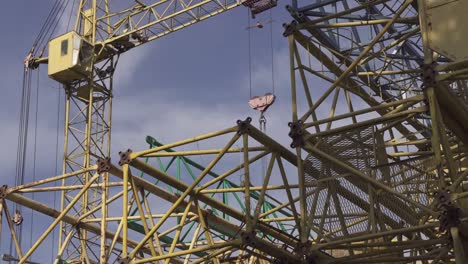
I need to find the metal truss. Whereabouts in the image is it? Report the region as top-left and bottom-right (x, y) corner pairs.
(2, 0), (468, 263)
(33, 0), (241, 65)
(282, 0), (468, 262)
(2, 120), (319, 263)
(50, 55), (115, 262)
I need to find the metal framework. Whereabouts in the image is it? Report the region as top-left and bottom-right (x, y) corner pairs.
(282, 0), (468, 262)
(1, 0), (468, 263)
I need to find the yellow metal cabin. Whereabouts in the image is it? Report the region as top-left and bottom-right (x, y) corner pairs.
(48, 31), (93, 83)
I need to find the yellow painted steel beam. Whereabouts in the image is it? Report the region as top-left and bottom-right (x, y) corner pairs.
(302, 17), (418, 29)
(16, 182), (123, 193)
(304, 106), (427, 139)
(291, 31), (427, 145)
(126, 157), (299, 247)
(314, 223), (439, 251)
(106, 164), (304, 262)
(9, 165), (98, 192)
(2, 201), (23, 259)
(133, 240), (241, 263)
(198, 151), (270, 191)
(128, 133), (241, 259)
(143, 146), (267, 157)
(132, 126), (237, 158)
(242, 133), (253, 231)
(298, 0), (414, 123)
(303, 95), (424, 129)
(129, 169), (160, 258)
(303, 142), (435, 217)
(19, 173), (101, 263)
(5, 190), (151, 249)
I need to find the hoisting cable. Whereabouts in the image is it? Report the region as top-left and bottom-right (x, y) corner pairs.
(38, 0), (74, 56)
(10, 62), (34, 259)
(28, 0), (73, 60)
(269, 8), (275, 96)
(51, 85), (62, 264)
(9, 1), (71, 258)
(248, 9), (253, 99)
(32, 0), (63, 51)
(247, 10), (276, 130)
(246, 6), (277, 215)
(260, 113), (267, 214)
(29, 68), (40, 255)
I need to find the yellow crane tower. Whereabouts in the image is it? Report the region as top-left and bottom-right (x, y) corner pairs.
(11, 0), (279, 263)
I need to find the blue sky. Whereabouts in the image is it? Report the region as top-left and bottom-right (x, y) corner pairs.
(0, 1), (295, 180)
(0, 0), (298, 260)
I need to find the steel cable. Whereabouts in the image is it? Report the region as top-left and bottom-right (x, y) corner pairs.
(32, 0), (63, 51)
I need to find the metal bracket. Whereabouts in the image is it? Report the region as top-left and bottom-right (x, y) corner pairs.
(237, 117), (252, 135)
(0, 185), (8, 199)
(288, 120), (305, 148)
(282, 20), (298, 37)
(97, 157), (111, 173)
(242, 0), (277, 19)
(295, 241), (312, 259)
(118, 149), (133, 166)
(117, 257), (130, 264)
(421, 62), (438, 89)
(439, 205), (460, 233)
(241, 231), (257, 248)
(435, 190), (461, 232)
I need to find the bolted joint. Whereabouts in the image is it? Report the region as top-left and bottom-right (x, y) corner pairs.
(434, 190), (461, 232)
(439, 205), (460, 233)
(435, 190), (451, 207)
(288, 120), (305, 148)
(117, 257), (130, 264)
(421, 62), (438, 89)
(295, 241), (311, 258)
(2, 254), (16, 262)
(118, 149), (133, 166)
(237, 117), (252, 135)
(241, 231), (256, 247)
(283, 20), (298, 37)
(97, 157), (111, 173)
(0, 185), (8, 199)
(285, 5), (303, 19)
(305, 253), (318, 264)
(273, 257), (291, 264)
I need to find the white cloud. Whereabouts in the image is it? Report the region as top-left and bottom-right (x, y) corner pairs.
(114, 44), (153, 88)
(110, 89), (293, 154)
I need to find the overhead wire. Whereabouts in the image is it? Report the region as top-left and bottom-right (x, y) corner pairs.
(32, 0), (74, 56)
(247, 9), (253, 99)
(51, 85), (61, 264)
(11, 62), (33, 259)
(32, 0), (63, 51)
(28, 67), (40, 257)
(10, 0), (72, 259)
(269, 8), (275, 95)
(40, 0), (74, 55)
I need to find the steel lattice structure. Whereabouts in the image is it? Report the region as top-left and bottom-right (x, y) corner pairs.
(1, 0), (468, 263)
(283, 0), (468, 262)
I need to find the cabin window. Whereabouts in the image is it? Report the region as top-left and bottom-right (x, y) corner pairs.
(61, 39), (68, 56)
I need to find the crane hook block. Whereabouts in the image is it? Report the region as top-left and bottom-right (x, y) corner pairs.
(249, 93), (275, 113)
(12, 210), (23, 225)
(242, 0), (277, 18)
